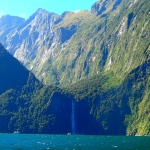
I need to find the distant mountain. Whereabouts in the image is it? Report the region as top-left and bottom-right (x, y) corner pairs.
(0, 0), (149, 86)
(0, 15), (24, 42)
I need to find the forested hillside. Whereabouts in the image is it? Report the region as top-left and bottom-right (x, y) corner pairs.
(0, 0), (149, 135)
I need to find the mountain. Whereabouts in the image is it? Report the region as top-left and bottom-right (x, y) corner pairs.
(0, 44), (149, 135)
(0, 43), (40, 94)
(0, 15), (24, 43)
(0, 0), (150, 135)
(66, 60), (150, 135)
(0, 44), (71, 133)
(0, 0), (149, 86)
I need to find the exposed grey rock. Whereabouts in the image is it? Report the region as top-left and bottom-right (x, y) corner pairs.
(0, 0), (149, 87)
(91, 0), (123, 16)
(91, 0), (107, 15)
(1, 9), (61, 64)
(0, 15), (25, 38)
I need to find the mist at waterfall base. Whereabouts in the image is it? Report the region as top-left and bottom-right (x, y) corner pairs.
(0, 134), (150, 149)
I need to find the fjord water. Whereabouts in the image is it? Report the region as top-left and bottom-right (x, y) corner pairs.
(0, 134), (150, 150)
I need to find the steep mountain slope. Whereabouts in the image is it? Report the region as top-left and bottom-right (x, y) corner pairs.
(0, 44), (149, 135)
(0, 9), (61, 61)
(66, 58), (150, 135)
(0, 43), (40, 94)
(0, 15), (24, 43)
(0, 0), (150, 135)
(0, 44), (72, 133)
(52, 0), (150, 86)
(0, 0), (149, 87)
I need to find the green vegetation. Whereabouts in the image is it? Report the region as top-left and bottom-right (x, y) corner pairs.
(65, 59), (150, 135)
(31, 0), (150, 86)
(0, 42), (150, 135)
(0, 0), (150, 135)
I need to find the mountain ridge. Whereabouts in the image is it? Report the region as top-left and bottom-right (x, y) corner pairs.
(0, 43), (40, 94)
(0, 0), (147, 87)
(0, 0), (131, 86)
(0, 0), (150, 135)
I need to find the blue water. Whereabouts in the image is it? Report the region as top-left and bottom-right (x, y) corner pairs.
(0, 134), (150, 150)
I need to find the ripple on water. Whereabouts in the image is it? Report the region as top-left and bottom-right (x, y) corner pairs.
(0, 134), (149, 150)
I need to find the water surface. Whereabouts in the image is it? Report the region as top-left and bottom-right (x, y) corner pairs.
(0, 134), (150, 150)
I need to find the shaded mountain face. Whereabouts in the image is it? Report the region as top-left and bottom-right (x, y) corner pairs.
(0, 44), (73, 134)
(0, 43), (39, 94)
(0, 44), (149, 135)
(67, 58), (150, 136)
(0, 0), (149, 87)
(0, 44), (84, 134)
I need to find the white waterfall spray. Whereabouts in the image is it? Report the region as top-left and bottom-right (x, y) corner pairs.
(71, 100), (76, 134)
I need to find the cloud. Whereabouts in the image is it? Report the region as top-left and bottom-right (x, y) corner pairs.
(0, 10), (5, 18)
(74, 10), (80, 13)
(20, 12), (26, 19)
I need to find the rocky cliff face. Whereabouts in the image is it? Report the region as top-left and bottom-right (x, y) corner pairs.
(0, 0), (149, 87)
(0, 9), (61, 63)
(0, 15), (24, 41)
(91, 0), (123, 15)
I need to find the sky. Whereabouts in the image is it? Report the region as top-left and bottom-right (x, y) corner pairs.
(0, 0), (97, 19)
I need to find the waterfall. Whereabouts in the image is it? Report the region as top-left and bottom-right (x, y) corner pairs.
(71, 100), (76, 134)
